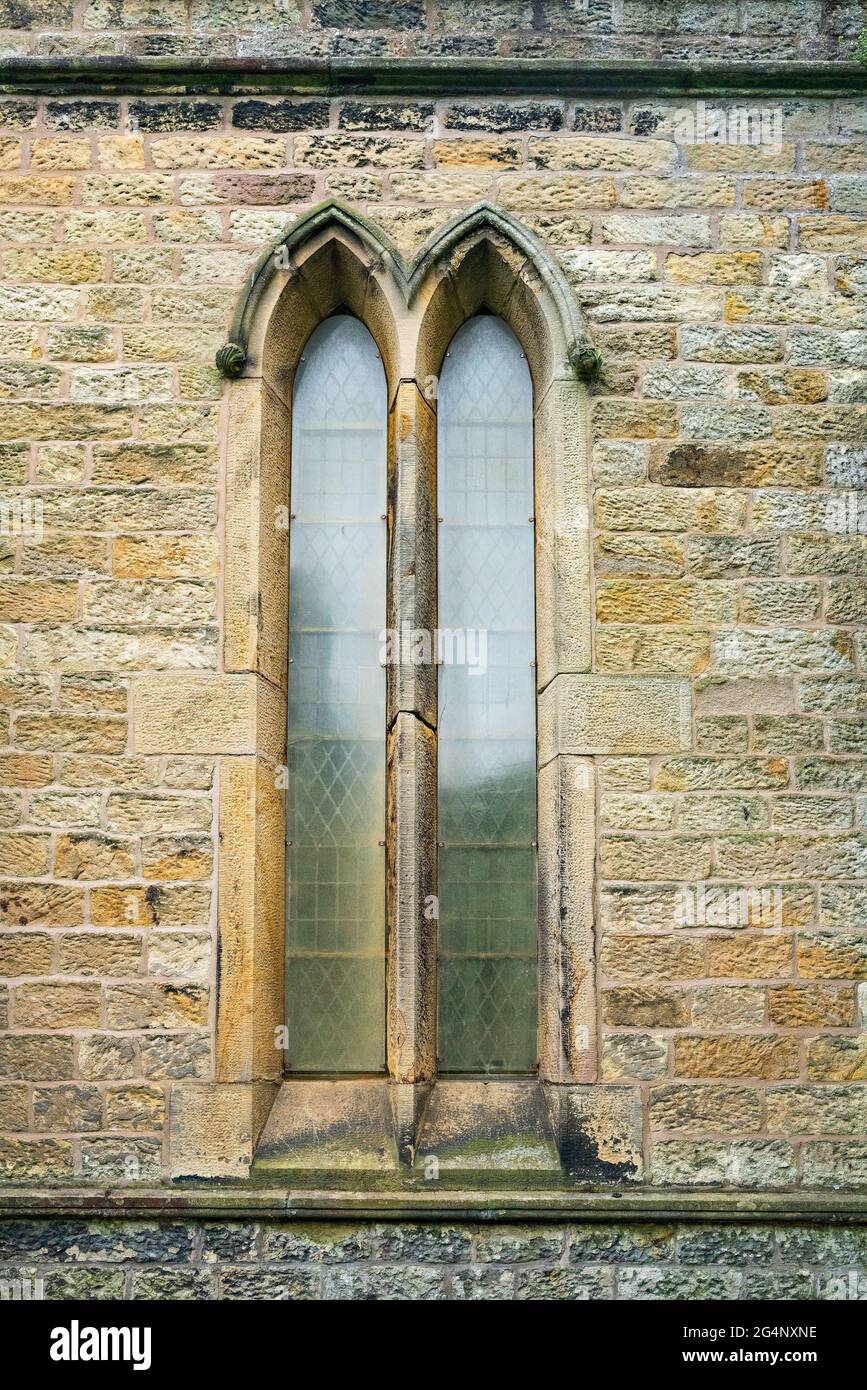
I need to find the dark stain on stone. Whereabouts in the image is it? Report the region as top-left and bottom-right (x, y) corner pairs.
(338, 101), (433, 132)
(559, 1121), (638, 1182)
(45, 101), (118, 132)
(313, 0), (424, 29)
(232, 100), (330, 132)
(630, 108), (664, 136)
(573, 104), (622, 133)
(652, 443), (746, 487)
(128, 100), (222, 133)
(213, 173), (316, 206)
(0, 100), (38, 129)
(445, 100), (563, 133)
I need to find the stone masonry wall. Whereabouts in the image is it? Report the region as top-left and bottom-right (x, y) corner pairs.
(1, 0), (867, 65)
(0, 90), (865, 1194)
(1, 1218), (866, 1299)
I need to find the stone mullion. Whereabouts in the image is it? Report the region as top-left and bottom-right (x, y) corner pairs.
(386, 379), (437, 730)
(385, 380), (438, 1162)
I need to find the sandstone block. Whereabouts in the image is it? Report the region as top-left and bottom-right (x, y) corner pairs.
(131, 673), (283, 757)
(170, 1083), (254, 1179)
(539, 675), (690, 760)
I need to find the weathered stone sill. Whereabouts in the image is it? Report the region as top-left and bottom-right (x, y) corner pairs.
(3, 57), (867, 99)
(0, 1187), (865, 1224)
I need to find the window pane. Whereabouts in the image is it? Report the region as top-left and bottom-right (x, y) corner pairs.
(285, 315), (387, 1072)
(437, 315), (537, 1074)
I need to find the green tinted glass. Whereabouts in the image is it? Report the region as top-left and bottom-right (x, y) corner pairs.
(285, 315), (386, 1072)
(437, 315), (537, 1074)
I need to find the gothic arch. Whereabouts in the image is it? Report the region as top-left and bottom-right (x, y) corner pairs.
(217, 199), (596, 397)
(213, 200), (598, 1176)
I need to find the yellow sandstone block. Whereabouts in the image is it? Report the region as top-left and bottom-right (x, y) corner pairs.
(31, 139), (92, 171)
(131, 673), (284, 757)
(98, 136), (146, 170)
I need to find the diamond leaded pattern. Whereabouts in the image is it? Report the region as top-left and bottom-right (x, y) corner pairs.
(439, 525), (534, 631)
(290, 522), (383, 631)
(436, 316), (538, 1075)
(285, 316), (387, 1074)
(439, 741), (536, 845)
(286, 957), (385, 1073)
(286, 741), (383, 847)
(438, 958), (537, 1075)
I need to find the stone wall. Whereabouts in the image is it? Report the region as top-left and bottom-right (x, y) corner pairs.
(0, 0), (866, 65)
(1, 1217), (865, 1299)
(0, 88), (865, 1200)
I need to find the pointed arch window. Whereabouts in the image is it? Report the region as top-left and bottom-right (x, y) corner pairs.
(437, 316), (538, 1073)
(284, 313), (539, 1079)
(216, 202), (603, 1178)
(285, 314), (387, 1073)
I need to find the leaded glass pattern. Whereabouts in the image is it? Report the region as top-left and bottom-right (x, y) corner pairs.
(437, 315), (538, 1074)
(285, 315), (387, 1072)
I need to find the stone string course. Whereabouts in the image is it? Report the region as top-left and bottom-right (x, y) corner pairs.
(0, 89), (865, 1208)
(1, 1218), (866, 1299)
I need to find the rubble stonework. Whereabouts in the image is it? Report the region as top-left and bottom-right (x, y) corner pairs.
(0, 0), (865, 1299)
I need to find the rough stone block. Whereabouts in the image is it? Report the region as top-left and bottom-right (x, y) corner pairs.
(539, 675), (690, 761)
(546, 1084), (643, 1181)
(131, 673), (283, 757)
(170, 1083), (254, 1180)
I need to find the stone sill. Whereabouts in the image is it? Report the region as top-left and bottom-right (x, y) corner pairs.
(0, 1187), (865, 1224)
(3, 57), (867, 99)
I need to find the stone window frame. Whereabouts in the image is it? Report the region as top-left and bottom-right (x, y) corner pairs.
(148, 200), (686, 1180)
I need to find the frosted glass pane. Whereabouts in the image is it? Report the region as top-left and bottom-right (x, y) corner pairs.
(286, 315), (386, 1073)
(437, 315), (537, 1075)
